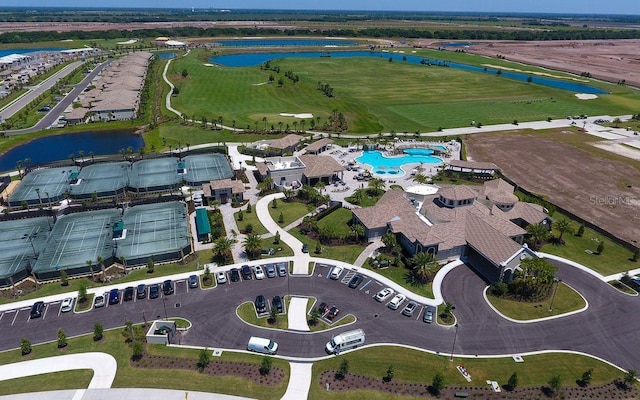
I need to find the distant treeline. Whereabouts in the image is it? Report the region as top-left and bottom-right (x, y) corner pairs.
(2, 27), (640, 44)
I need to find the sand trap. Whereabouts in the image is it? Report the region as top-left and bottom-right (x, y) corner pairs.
(203, 63), (215, 67)
(482, 64), (591, 83)
(117, 39), (137, 45)
(252, 82), (267, 85)
(280, 113), (314, 119)
(575, 93), (599, 100)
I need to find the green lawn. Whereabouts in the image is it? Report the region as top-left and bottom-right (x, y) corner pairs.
(258, 237), (294, 259)
(167, 49), (640, 134)
(345, 189), (384, 207)
(289, 229), (366, 265)
(308, 346), (625, 400)
(486, 283), (586, 320)
(237, 301), (289, 330)
(541, 214), (639, 276)
(608, 280), (638, 295)
(235, 208), (269, 235)
(362, 265), (434, 299)
(316, 208), (355, 238)
(268, 200), (311, 227)
(0, 370), (94, 396)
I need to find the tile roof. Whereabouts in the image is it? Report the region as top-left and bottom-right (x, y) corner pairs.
(269, 134), (303, 150)
(305, 138), (333, 153)
(353, 189), (415, 230)
(465, 212), (523, 266)
(299, 154), (344, 179)
(438, 185), (478, 201)
(492, 202), (549, 226)
(202, 179), (245, 197)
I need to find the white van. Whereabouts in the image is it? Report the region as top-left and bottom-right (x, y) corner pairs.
(247, 336), (278, 355)
(325, 329), (365, 354)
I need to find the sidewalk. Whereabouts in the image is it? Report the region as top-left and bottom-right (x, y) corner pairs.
(280, 362), (313, 400)
(0, 389), (255, 400)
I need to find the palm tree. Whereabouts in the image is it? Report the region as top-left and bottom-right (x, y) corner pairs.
(262, 117), (268, 132)
(314, 181), (326, 193)
(212, 236), (237, 263)
(410, 252), (438, 283)
(554, 218), (573, 244)
(243, 234), (262, 259)
(526, 223), (550, 250)
(412, 173), (429, 184)
(368, 178), (386, 194)
(352, 224), (365, 242)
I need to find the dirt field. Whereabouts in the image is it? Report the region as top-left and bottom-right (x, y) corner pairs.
(464, 129), (640, 246)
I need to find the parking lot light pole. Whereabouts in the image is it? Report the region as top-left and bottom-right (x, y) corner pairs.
(450, 323), (459, 361)
(549, 278), (561, 312)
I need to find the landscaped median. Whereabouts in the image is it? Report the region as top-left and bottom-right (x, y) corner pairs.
(308, 346), (637, 399)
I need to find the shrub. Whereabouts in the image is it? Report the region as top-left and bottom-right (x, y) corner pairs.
(237, 210), (244, 221)
(274, 231), (280, 244)
(260, 356), (272, 375)
(93, 322), (104, 341)
(244, 223), (253, 234)
(632, 248), (639, 262)
(431, 372), (445, 394)
(278, 212), (284, 223)
(197, 348), (211, 371)
(60, 269), (68, 286)
(20, 338), (31, 356)
(336, 359), (349, 380)
(147, 258), (155, 273)
(576, 224), (585, 237)
(596, 241), (605, 255)
(490, 282), (509, 297)
(78, 284), (88, 304)
(131, 341), (144, 361)
(508, 372), (518, 390)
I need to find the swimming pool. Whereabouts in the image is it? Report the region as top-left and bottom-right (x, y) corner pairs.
(356, 149), (442, 176)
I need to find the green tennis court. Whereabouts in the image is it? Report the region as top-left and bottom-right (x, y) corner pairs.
(8, 167), (79, 207)
(69, 161), (130, 199)
(183, 154), (234, 185)
(0, 217), (51, 286)
(129, 158), (181, 192)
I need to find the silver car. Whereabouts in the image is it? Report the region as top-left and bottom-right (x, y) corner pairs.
(402, 301), (418, 317)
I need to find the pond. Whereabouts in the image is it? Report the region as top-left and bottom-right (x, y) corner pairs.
(0, 48), (64, 57)
(0, 130), (144, 172)
(212, 39), (358, 47)
(156, 52), (177, 59)
(210, 50), (608, 95)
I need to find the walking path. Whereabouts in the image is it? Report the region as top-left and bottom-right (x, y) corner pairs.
(0, 388), (254, 400)
(280, 363), (313, 400)
(352, 239), (384, 267)
(287, 297), (310, 331)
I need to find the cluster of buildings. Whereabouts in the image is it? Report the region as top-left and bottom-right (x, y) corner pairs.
(65, 51), (152, 124)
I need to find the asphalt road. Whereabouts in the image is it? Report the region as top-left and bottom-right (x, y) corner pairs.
(3, 60), (111, 135)
(1, 261), (638, 371)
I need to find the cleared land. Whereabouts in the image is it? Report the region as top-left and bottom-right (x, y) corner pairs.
(465, 128), (640, 248)
(167, 49), (639, 134)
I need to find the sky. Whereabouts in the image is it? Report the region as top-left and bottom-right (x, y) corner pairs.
(2, 0), (639, 15)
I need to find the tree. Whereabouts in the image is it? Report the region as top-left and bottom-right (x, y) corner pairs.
(21, 338), (31, 356)
(431, 372), (445, 395)
(274, 231), (280, 245)
(623, 369), (638, 389)
(507, 372), (519, 390)
(131, 341), (144, 361)
(243, 234), (262, 259)
(260, 356), (272, 375)
(198, 348), (211, 371)
(59, 269), (68, 286)
(78, 284), (88, 304)
(315, 242), (322, 254)
(554, 218), (573, 244)
(271, 198), (278, 209)
(212, 236), (237, 263)
(596, 241), (605, 255)
(576, 224), (585, 237)
(352, 224), (365, 242)
(268, 306), (278, 324)
(246, 203), (252, 213)
(57, 328), (67, 348)
(548, 374), (562, 395)
(237, 209), (244, 221)
(93, 322), (104, 341)
(385, 365), (395, 382)
(410, 252), (438, 283)
(526, 223), (550, 250)
(581, 368), (593, 386)
(633, 248), (640, 262)
(336, 359), (349, 380)
(368, 177), (386, 194)
(147, 258), (155, 273)
(381, 232), (397, 252)
(278, 212), (284, 224)
(181, 69), (188, 77)
(309, 308), (321, 326)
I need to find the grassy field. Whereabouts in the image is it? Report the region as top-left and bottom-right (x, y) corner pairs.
(289, 229), (365, 265)
(259, 237), (294, 259)
(0, 326), (289, 399)
(167, 49), (640, 134)
(363, 265), (434, 299)
(235, 208), (269, 235)
(0, 370), (94, 395)
(268, 200), (311, 227)
(308, 346), (626, 400)
(237, 300), (289, 330)
(486, 283), (586, 320)
(316, 208), (354, 238)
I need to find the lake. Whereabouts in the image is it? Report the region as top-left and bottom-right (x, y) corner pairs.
(212, 39), (358, 47)
(210, 50), (608, 95)
(0, 48), (64, 57)
(156, 52), (177, 59)
(0, 130), (144, 172)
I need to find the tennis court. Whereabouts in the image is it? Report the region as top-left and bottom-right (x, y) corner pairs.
(0, 217), (50, 287)
(183, 154), (233, 185)
(69, 161), (130, 199)
(117, 202), (191, 266)
(129, 158), (181, 192)
(31, 209), (121, 280)
(8, 167), (79, 207)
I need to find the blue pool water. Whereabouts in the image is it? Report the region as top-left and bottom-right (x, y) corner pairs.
(0, 48), (64, 57)
(156, 52), (176, 59)
(213, 39), (358, 47)
(0, 130), (144, 172)
(405, 146), (446, 155)
(210, 50), (608, 95)
(356, 149), (442, 176)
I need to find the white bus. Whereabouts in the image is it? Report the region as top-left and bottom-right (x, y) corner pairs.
(325, 328), (365, 354)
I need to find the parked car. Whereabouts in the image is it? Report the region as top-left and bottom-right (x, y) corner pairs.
(317, 302), (328, 314)
(123, 286), (134, 301)
(254, 265), (265, 280)
(327, 306), (340, 320)
(348, 274), (365, 289)
(272, 295), (283, 313)
(230, 268), (240, 282)
(423, 308), (433, 324)
(265, 264), (276, 278)
(255, 295), (266, 313)
(163, 280), (174, 295)
(30, 301), (45, 318)
(136, 284), (147, 299)
(301, 243), (309, 253)
(277, 263), (288, 277)
(216, 271), (227, 284)
(388, 294), (406, 310)
(374, 287), (394, 302)
(108, 288), (120, 305)
(402, 301), (418, 317)
(241, 265), (252, 280)
(60, 297), (74, 313)
(94, 294), (106, 308)
(149, 284), (160, 299)
(329, 266), (343, 280)
(188, 275), (199, 288)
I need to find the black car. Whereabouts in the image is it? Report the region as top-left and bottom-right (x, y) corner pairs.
(123, 286), (134, 301)
(301, 243), (309, 253)
(230, 268), (241, 282)
(255, 295), (266, 313)
(317, 302), (328, 314)
(241, 265), (252, 280)
(272, 295), (283, 313)
(30, 301), (45, 318)
(136, 284), (147, 299)
(149, 284), (160, 299)
(108, 288), (120, 305)
(348, 274), (365, 289)
(188, 274), (198, 288)
(163, 279), (174, 295)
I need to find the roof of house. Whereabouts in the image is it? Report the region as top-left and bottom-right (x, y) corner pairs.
(269, 134), (303, 150)
(438, 185), (478, 201)
(255, 162), (268, 177)
(465, 212), (523, 266)
(299, 154), (344, 179)
(202, 179), (245, 197)
(448, 160), (499, 171)
(305, 138), (333, 153)
(353, 189), (415, 230)
(65, 107), (89, 120)
(492, 202), (549, 226)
